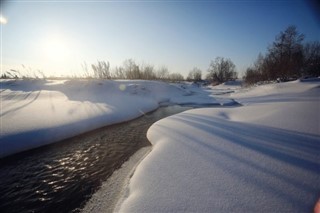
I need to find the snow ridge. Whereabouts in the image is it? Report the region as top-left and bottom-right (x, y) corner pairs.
(117, 80), (320, 213)
(0, 79), (230, 158)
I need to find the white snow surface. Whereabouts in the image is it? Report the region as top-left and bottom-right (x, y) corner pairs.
(2, 79), (320, 212)
(0, 79), (229, 158)
(116, 80), (320, 213)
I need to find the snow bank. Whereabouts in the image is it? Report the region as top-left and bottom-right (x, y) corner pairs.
(0, 79), (230, 158)
(117, 80), (320, 212)
(81, 147), (151, 213)
(207, 80), (243, 95)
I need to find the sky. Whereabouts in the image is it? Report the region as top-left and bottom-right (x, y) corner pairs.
(1, 0), (319, 78)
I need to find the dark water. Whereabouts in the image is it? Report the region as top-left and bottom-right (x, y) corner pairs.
(0, 105), (191, 213)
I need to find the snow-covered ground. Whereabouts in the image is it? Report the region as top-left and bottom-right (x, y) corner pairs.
(116, 80), (320, 212)
(1, 79), (319, 212)
(0, 79), (232, 158)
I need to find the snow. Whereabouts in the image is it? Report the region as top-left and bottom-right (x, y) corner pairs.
(116, 80), (320, 213)
(81, 147), (151, 213)
(2, 78), (319, 212)
(0, 79), (230, 158)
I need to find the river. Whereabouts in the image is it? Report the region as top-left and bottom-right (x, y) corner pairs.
(0, 105), (192, 213)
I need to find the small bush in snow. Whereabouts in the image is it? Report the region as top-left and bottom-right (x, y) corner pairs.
(91, 61), (111, 79)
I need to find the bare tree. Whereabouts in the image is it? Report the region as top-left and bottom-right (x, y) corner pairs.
(169, 73), (184, 82)
(157, 66), (169, 80)
(243, 26), (318, 85)
(207, 57), (237, 83)
(302, 41), (320, 77)
(123, 59), (141, 79)
(187, 67), (202, 81)
(141, 64), (156, 80)
(267, 25), (304, 79)
(112, 66), (126, 79)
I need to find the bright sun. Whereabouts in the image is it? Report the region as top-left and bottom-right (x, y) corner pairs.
(0, 15), (8, 24)
(42, 34), (71, 62)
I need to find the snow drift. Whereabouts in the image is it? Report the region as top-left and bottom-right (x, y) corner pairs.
(116, 80), (320, 213)
(0, 79), (230, 158)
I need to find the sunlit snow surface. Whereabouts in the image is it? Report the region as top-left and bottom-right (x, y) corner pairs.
(1, 79), (319, 212)
(0, 79), (231, 158)
(116, 80), (320, 213)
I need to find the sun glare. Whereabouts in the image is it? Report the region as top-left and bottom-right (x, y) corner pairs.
(42, 34), (71, 62)
(0, 15), (8, 24)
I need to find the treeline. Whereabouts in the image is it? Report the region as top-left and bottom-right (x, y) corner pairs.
(87, 58), (238, 83)
(83, 59), (184, 82)
(3, 26), (317, 85)
(244, 26), (320, 85)
(87, 57), (239, 83)
(1, 59), (185, 82)
(186, 57), (238, 83)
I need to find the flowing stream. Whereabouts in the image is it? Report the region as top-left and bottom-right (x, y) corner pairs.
(0, 105), (192, 213)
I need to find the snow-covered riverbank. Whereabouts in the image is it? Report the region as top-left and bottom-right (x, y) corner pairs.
(0, 79), (233, 158)
(116, 80), (320, 212)
(2, 79), (319, 212)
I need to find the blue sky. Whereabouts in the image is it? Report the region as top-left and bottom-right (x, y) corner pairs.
(1, 0), (319, 77)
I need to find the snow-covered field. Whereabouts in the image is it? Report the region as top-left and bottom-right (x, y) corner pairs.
(1, 79), (319, 212)
(0, 79), (232, 158)
(116, 80), (320, 212)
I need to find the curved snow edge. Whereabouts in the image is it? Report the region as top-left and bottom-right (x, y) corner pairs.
(81, 146), (151, 213)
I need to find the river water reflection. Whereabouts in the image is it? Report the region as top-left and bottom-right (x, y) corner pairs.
(0, 105), (192, 213)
